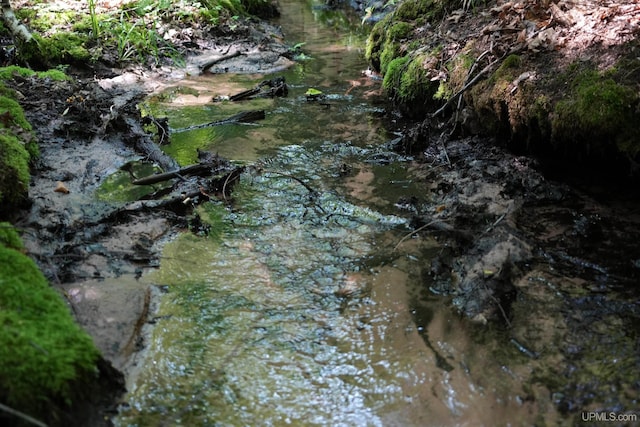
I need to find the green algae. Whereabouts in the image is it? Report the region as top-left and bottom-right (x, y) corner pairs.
(0, 232), (100, 418)
(95, 162), (164, 202)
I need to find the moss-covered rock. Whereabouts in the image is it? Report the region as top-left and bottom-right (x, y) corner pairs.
(0, 132), (31, 208)
(0, 67), (68, 213)
(0, 233), (101, 422)
(366, 0), (450, 72)
(467, 55), (640, 166)
(0, 221), (23, 249)
(394, 0), (449, 22)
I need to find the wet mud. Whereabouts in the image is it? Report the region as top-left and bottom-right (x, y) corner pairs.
(396, 129), (640, 417)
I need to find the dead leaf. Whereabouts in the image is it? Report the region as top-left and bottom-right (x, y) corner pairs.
(54, 181), (70, 194)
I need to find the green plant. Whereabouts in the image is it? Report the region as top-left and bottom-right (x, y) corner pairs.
(88, 0), (99, 39)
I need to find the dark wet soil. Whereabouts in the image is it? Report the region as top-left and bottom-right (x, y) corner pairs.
(395, 127), (640, 417)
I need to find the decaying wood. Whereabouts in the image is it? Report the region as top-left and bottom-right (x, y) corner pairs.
(123, 116), (179, 172)
(123, 167), (244, 212)
(132, 162), (227, 185)
(229, 87), (261, 101)
(1, 0), (32, 43)
(172, 110), (265, 133)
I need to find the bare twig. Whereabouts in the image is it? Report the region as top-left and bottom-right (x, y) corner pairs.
(0, 402), (48, 427)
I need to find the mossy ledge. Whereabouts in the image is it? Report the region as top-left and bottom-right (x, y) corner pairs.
(0, 223), (123, 426)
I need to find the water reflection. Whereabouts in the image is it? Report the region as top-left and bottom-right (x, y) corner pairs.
(115, 1), (564, 426)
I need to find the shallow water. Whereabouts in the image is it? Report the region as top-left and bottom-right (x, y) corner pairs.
(113, 1), (566, 426)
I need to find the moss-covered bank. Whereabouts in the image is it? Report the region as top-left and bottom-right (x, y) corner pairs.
(365, 0), (640, 175)
(0, 223), (103, 426)
(0, 66), (69, 214)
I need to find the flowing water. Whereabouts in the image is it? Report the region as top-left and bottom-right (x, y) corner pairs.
(113, 2), (565, 425)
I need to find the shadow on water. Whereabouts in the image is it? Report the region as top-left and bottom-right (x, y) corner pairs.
(109, 1), (640, 426)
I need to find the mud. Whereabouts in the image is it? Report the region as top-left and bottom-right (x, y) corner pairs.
(396, 128), (640, 415)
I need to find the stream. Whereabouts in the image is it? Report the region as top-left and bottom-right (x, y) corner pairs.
(109, 1), (635, 426)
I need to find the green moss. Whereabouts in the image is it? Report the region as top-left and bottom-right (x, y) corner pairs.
(365, 14), (393, 70)
(436, 51), (475, 101)
(0, 65), (35, 80)
(36, 68), (71, 81)
(0, 96), (32, 132)
(400, 54), (436, 104)
(383, 53), (438, 116)
(493, 54), (521, 81)
(0, 243), (100, 415)
(552, 68), (639, 156)
(394, 0), (446, 22)
(18, 9), (82, 33)
(383, 55), (410, 94)
(388, 21), (413, 40)
(0, 133), (30, 205)
(19, 33), (91, 67)
(379, 40), (401, 75)
(0, 222), (23, 250)
(0, 90), (38, 208)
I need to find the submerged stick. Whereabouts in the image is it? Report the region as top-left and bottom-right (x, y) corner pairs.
(171, 110), (265, 133)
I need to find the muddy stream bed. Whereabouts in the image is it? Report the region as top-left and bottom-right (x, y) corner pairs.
(18, 0), (639, 426)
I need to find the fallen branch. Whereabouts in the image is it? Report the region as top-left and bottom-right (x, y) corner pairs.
(200, 50), (243, 73)
(123, 117), (179, 172)
(394, 219), (451, 250)
(431, 47), (522, 118)
(127, 167), (244, 210)
(431, 59), (497, 118)
(228, 77), (288, 101)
